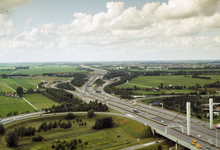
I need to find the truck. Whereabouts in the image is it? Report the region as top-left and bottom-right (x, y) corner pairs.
(133, 109), (138, 113)
(196, 143), (202, 149)
(191, 139), (196, 145)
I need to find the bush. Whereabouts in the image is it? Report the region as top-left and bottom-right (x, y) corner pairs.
(32, 136), (44, 142)
(92, 116), (114, 130)
(5, 130), (19, 147)
(0, 123), (5, 135)
(87, 109), (94, 118)
(65, 113), (75, 120)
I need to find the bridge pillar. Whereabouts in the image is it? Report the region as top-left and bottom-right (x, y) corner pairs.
(175, 142), (186, 150)
(186, 102), (190, 136)
(209, 98), (213, 129)
(151, 128), (155, 136)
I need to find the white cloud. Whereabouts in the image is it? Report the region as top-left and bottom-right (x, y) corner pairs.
(214, 36), (220, 43)
(24, 17), (31, 30)
(1, 0), (220, 61)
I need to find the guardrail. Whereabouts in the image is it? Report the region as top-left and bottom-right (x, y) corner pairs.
(155, 128), (198, 150)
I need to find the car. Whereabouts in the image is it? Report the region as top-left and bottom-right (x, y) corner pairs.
(162, 114), (164, 116)
(161, 120), (164, 123)
(155, 141), (158, 143)
(53, 113), (56, 115)
(177, 120), (179, 123)
(202, 123), (205, 126)
(197, 135), (201, 138)
(125, 106), (127, 108)
(136, 116), (138, 118)
(206, 146), (210, 149)
(183, 121), (186, 123)
(198, 121), (200, 123)
(39, 114), (42, 116)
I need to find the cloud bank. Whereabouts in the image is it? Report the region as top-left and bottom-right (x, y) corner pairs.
(0, 0), (220, 61)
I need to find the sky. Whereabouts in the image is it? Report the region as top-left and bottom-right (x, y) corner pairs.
(0, 0), (220, 62)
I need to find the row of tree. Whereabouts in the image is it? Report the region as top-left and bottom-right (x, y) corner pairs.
(71, 74), (88, 87)
(56, 83), (75, 91)
(43, 100), (108, 113)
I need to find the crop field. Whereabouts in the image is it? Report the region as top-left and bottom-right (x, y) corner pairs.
(117, 75), (220, 88)
(0, 96), (35, 117)
(24, 94), (59, 110)
(0, 81), (14, 93)
(1, 114), (157, 150)
(0, 78), (38, 91)
(17, 66), (86, 75)
(128, 69), (220, 72)
(26, 76), (69, 84)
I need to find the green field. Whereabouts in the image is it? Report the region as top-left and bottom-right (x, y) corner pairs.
(0, 96), (35, 117)
(0, 114), (157, 150)
(117, 75), (220, 88)
(128, 69), (220, 72)
(17, 66), (86, 75)
(24, 94), (59, 110)
(0, 78), (38, 91)
(116, 75), (220, 95)
(0, 81), (14, 93)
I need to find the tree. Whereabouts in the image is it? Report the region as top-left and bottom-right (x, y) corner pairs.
(16, 87), (23, 97)
(48, 122), (53, 130)
(84, 122), (87, 126)
(27, 88), (34, 94)
(0, 123), (5, 135)
(78, 139), (82, 144)
(84, 141), (88, 145)
(87, 109), (94, 118)
(52, 121), (57, 128)
(51, 144), (55, 149)
(5, 130), (19, 147)
(157, 145), (162, 150)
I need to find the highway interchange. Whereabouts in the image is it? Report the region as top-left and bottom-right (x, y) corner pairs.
(1, 68), (220, 150)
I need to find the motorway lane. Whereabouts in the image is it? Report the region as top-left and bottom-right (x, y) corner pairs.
(80, 69), (219, 149)
(45, 68), (219, 149)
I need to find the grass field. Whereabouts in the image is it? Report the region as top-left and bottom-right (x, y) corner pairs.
(0, 78), (38, 91)
(117, 75), (220, 88)
(0, 96), (35, 117)
(0, 81), (14, 93)
(0, 114), (157, 150)
(116, 75), (220, 94)
(17, 66), (86, 75)
(24, 94), (59, 110)
(128, 69), (220, 72)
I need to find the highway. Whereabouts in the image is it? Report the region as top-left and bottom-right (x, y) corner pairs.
(77, 68), (219, 150)
(2, 68), (218, 149)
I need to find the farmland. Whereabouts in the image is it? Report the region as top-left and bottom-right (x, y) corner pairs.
(17, 66), (86, 75)
(0, 81), (14, 93)
(0, 114), (159, 150)
(117, 75), (220, 88)
(24, 94), (59, 110)
(0, 96), (35, 117)
(0, 78), (39, 91)
(116, 75), (220, 94)
(0, 94), (59, 117)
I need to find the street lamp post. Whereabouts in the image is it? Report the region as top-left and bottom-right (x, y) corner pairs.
(216, 128), (218, 147)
